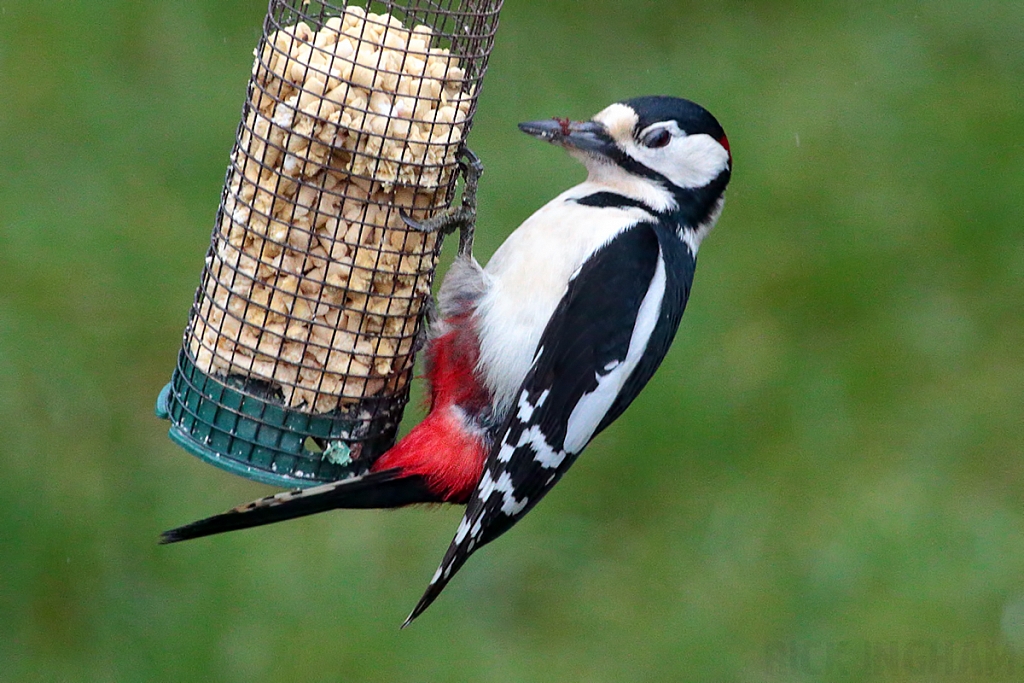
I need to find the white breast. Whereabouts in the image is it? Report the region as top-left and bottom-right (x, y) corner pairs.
(473, 181), (652, 418)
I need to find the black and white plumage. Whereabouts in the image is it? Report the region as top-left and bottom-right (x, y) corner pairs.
(404, 95), (732, 624)
(161, 95), (731, 627)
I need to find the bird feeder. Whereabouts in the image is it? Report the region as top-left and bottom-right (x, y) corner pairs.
(156, 0), (502, 488)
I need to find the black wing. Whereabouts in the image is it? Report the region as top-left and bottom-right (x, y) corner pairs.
(403, 221), (696, 625)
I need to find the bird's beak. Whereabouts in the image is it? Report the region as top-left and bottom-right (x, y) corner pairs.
(518, 118), (616, 158)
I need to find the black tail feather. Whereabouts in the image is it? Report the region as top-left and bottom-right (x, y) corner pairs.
(401, 533), (477, 628)
(160, 469), (436, 544)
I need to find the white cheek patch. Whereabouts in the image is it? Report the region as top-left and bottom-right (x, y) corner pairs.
(626, 125), (730, 190)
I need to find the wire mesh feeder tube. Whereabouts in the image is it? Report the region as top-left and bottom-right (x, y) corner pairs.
(156, 0), (502, 488)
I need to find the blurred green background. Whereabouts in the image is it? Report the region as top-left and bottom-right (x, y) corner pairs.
(2, 0), (1022, 681)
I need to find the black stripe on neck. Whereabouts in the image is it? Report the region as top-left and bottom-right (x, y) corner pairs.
(573, 192), (650, 210)
(574, 167), (729, 232)
(601, 146), (731, 228)
(670, 168), (731, 229)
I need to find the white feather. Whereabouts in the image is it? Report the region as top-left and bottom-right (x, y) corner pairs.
(493, 471), (529, 516)
(518, 425), (566, 469)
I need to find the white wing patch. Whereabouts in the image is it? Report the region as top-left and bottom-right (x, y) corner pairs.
(475, 468), (529, 517)
(518, 425), (566, 469)
(477, 470), (496, 500)
(496, 441), (516, 463)
(516, 388), (550, 422)
(564, 246), (667, 454)
(439, 463), (531, 585)
(493, 472), (529, 516)
(454, 516), (472, 544)
(498, 411), (568, 470)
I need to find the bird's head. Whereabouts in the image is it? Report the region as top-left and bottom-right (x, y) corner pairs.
(519, 96), (731, 223)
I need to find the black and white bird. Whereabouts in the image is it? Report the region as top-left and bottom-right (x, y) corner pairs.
(162, 95), (732, 627)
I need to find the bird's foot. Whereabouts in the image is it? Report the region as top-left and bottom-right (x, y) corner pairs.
(412, 296), (438, 353)
(400, 147), (483, 258)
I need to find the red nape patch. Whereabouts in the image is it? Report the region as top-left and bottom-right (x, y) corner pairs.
(554, 117), (571, 135)
(719, 134), (731, 156)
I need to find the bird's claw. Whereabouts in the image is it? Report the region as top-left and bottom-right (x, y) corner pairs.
(399, 147), (483, 258)
(412, 296), (439, 353)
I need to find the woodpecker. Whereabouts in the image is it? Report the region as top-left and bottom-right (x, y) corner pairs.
(162, 95), (732, 626)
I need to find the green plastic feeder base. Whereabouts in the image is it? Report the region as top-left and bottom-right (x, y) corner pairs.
(156, 350), (402, 489)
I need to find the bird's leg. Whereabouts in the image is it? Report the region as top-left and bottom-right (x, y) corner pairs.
(455, 147), (483, 258)
(412, 294), (438, 353)
(404, 149), (482, 355)
(400, 147), (483, 258)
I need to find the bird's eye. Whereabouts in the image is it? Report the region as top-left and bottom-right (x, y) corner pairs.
(641, 128), (672, 149)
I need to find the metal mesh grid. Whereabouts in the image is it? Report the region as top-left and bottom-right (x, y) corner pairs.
(161, 0), (502, 487)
